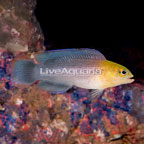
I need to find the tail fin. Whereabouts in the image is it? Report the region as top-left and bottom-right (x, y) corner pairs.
(13, 60), (37, 84)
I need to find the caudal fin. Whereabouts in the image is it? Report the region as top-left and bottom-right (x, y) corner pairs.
(13, 60), (37, 84)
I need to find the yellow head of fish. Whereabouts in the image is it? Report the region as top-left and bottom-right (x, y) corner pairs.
(98, 60), (134, 89)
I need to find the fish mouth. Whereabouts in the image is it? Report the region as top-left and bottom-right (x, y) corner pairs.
(128, 76), (135, 83)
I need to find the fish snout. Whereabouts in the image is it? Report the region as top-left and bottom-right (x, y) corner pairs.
(128, 76), (135, 83)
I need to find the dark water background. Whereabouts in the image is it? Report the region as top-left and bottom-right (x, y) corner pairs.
(35, 1), (144, 80)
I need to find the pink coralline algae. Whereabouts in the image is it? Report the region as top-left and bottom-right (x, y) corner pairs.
(0, 51), (144, 143)
(0, 0), (144, 143)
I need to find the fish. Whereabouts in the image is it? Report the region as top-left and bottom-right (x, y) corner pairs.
(12, 48), (134, 97)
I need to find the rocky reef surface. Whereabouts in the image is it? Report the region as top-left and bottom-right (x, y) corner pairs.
(0, 0), (144, 144)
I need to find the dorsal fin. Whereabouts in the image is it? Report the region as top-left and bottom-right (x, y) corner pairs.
(36, 48), (106, 64)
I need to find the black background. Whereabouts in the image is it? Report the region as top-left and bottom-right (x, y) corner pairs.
(35, 1), (144, 80)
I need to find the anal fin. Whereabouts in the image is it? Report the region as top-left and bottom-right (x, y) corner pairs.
(38, 81), (72, 93)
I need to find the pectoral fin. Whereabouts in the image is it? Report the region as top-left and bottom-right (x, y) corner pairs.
(38, 81), (72, 93)
(90, 89), (104, 99)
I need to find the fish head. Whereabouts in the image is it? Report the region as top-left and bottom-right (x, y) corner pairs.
(100, 60), (134, 88)
(113, 64), (134, 84)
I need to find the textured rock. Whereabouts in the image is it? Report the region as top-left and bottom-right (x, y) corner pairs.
(0, 0), (144, 144)
(0, 0), (44, 54)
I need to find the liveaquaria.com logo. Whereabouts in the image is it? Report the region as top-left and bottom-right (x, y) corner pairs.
(40, 67), (102, 76)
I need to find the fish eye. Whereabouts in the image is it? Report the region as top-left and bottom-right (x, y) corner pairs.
(121, 70), (127, 75)
(119, 69), (127, 77)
